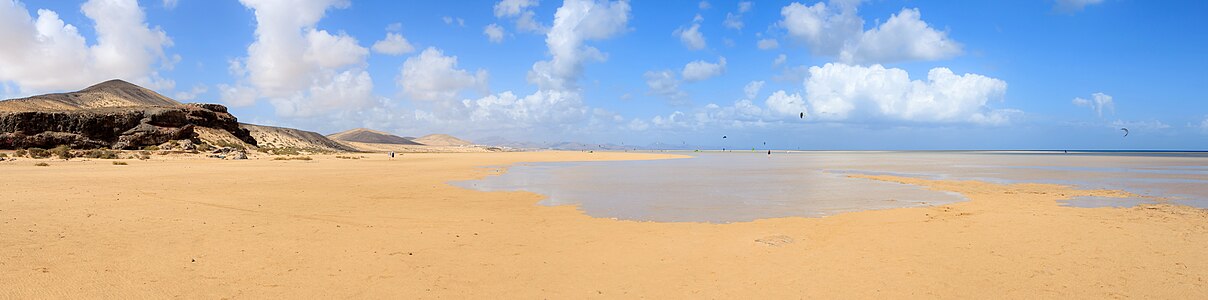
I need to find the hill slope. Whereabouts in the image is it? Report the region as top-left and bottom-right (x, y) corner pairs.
(413, 134), (473, 146)
(0, 79), (181, 112)
(327, 128), (422, 145)
(243, 124), (357, 152)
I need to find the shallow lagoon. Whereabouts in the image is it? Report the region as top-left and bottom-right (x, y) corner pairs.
(455, 151), (1208, 223)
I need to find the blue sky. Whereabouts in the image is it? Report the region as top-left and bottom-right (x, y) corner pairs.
(1, 0), (1206, 149)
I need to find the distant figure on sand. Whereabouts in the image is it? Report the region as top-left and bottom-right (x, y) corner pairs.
(389, 151), (395, 158)
(767, 150), (771, 157)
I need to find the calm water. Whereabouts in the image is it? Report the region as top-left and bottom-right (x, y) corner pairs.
(454, 151), (1208, 223)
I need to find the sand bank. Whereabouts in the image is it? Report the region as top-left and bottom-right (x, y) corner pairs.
(1, 152), (1205, 298)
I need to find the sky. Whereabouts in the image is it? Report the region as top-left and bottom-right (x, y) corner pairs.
(1, 0), (1206, 150)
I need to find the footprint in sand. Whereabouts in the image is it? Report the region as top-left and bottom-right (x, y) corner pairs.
(755, 235), (795, 246)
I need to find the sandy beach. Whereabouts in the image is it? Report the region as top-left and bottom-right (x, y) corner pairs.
(2, 151), (1207, 298)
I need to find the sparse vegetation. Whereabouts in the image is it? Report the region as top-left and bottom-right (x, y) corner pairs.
(112, 161), (128, 165)
(81, 149), (120, 159)
(335, 155), (363, 159)
(0, 153), (7, 158)
(15, 149), (27, 157)
(142, 145), (160, 151)
(196, 143), (213, 152)
(27, 148), (49, 159)
(138, 155), (150, 160)
(34, 162), (49, 167)
(51, 145), (75, 159)
(139, 150), (151, 157)
(273, 156), (313, 161)
(213, 140), (247, 151)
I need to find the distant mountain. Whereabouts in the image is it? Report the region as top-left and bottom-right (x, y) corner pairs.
(244, 124), (357, 152)
(327, 128), (422, 145)
(0, 79), (181, 112)
(413, 134), (473, 146)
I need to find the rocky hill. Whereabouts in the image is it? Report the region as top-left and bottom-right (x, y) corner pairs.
(0, 80), (255, 149)
(0, 79), (181, 112)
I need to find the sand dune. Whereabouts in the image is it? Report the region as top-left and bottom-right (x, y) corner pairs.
(413, 134), (473, 146)
(1, 152), (1205, 298)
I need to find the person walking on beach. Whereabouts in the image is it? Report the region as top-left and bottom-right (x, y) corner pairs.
(767, 150), (771, 157)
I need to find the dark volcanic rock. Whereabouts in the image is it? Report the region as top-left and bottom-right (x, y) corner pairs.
(0, 104), (256, 149)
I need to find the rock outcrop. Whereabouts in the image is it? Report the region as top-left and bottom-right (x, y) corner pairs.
(0, 103), (255, 149)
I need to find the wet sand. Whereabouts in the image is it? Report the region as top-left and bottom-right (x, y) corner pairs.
(2, 151), (1206, 298)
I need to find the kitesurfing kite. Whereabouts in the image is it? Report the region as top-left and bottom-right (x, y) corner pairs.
(1121, 127), (1129, 137)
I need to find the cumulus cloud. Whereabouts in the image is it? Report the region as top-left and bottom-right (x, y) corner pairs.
(371, 32), (415, 55)
(1054, 0), (1104, 12)
(805, 63), (1010, 124)
(744, 80), (764, 100)
(484, 23), (505, 43)
(681, 57), (726, 82)
(676, 22), (706, 50)
(527, 0), (630, 91)
(398, 47), (489, 102)
(722, 1), (753, 30)
(765, 90), (807, 118)
(757, 38), (779, 50)
(0, 0), (175, 95)
(494, 0), (547, 33)
(229, 0), (375, 117)
(411, 0), (632, 137)
(779, 0), (961, 64)
(644, 70), (687, 104)
(1072, 92), (1114, 117)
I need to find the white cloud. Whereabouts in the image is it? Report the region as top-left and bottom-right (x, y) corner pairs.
(385, 22), (402, 32)
(1072, 92), (1114, 117)
(773, 54), (787, 67)
(494, 0), (547, 33)
(398, 47), (488, 102)
(0, 0), (175, 95)
(805, 63), (1010, 124)
(644, 70), (687, 104)
(173, 84), (207, 101)
(699, 1), (710, 9)
(484, 23), (505, 43)
(681, 57), (726, 82)
(765, 90), (807, 118)
(779, 1), (961, 64)
(676, 23), (706, 50)
(757, 38), (779, 50)
(371, 32), (415, 55)
(723, 1), (752, 30)
(1054, 0), (1104, 12)
(744, 80), (764, 100)
(1112, 119), (1169, 130)
(527, 0), (631, 91)
(163, 0), (178, 9)
(231, 0), (376, 117)
(217, 83), (257, 107)
(442, 16), (465, 27)
(1199, 117), (1208, 132)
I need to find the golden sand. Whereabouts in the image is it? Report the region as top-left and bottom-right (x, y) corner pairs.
(1, 152), (1206, 298)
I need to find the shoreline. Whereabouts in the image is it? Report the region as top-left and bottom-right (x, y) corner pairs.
(2, 151), (1206, 298)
